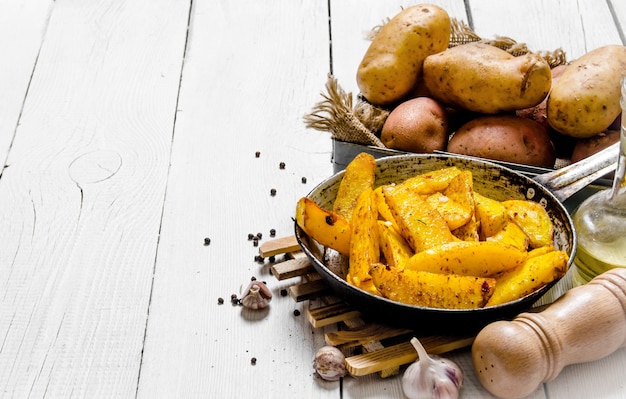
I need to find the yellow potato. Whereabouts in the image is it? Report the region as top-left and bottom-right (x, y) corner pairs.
(356, 4), (451, 106)
(383, 184), (457, 252)
(378, 220), (413, 269)
(373, 185), (400, 231)
(396, 166), (461, 195)
(474, 192), (508, 239)
(370, 263), (496, 309)
(423, 42), (552, 114)
(347, 188), (380, 288)
(295, 197), (351, 256)
(547, 45), (626, 138)
(452, 215), (480, 242)
(486, 221), (530, 252)
(503, 200), (554, 248)
(487, 249), (568, 306)
(333, 152), (376, 220)
(405, 241), (527, 277)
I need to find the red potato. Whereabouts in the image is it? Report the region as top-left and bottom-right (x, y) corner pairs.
(380, 97), (449, 153)
(571, 130), (621, 163)
(448, 115), (556, 168)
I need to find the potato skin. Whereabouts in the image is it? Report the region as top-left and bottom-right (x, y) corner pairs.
(547, 45), (626, 138)
(356, 4), (450, 106)
(380, 97), (449, 153)
(423, 43), (552, 114)
(447, 115), (556, 168)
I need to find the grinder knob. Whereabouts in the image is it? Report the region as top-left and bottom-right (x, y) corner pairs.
(472, 268), (626, 399)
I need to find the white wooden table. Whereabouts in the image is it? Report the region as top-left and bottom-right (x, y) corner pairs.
(1, 1), (625, 398)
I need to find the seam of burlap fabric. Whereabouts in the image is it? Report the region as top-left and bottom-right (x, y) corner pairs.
(303, 17), (567, 149)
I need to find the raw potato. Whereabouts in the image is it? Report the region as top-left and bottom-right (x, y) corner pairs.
(423, 42), (552, 114)
(547, 45), (626, 138)
(380, 97), (449, 153)
(571, 130), (621, 163)
(447, 115), (556, 168)
(356, 4), (451, 106)
(516, 64), (568, 130)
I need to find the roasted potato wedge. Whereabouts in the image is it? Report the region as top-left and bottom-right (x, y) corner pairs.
(347, 188), (380, 289)
(474, 192), (508, 239)
(486, 221), (530, 252)
(333, 152), (376, 220)
(397, 166), (461, 195)
(295, 197), (351, 256)
(370, 263), (496, 309)
(378, 220), (414, 269)
(383, 185), (457, 252)
(405, 241), (527, 277)
(487, 249), (568, 306)
(503, 200), (554, 248)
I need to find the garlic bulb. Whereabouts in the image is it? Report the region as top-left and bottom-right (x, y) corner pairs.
(402, 337), (464, 399)
(241, 281), (272, 310)
(313, 346), (348, 381)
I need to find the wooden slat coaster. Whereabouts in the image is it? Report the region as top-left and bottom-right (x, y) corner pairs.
(307, 302), (362, 328)
(345, 335), (475, 377)
(288, 279), (331, 302)
(259, 235), (301, 257)
(325, 323), (413, 349)
(270, 257), (313, 280)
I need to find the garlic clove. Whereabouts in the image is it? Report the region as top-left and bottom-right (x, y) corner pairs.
(402, 337), (463, 399)
(241, 281), (272, 310)
(313, 346), (348, 381)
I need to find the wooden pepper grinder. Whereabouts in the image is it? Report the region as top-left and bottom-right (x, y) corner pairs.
(472, 268), (626, 399)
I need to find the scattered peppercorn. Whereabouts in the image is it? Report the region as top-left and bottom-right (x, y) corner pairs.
(254, 255), (264, 262)
(301, 176), (307, 184)
(251, 357), (257, 365)
(270, 188), (277, 196)
(325, 215), (334, 226)
(255, 151), (260, 158)
(280, 289), (288, 297)
(253, 238), (258, 247)
(248, 233), (254, 240)
(217, 297), (224, 305)
(293, 309), (301, 316)
(279, 162), (285, 169)
(203, 237), (211, 246)
(268, 256), (275, 263)
(251, 276), (257, 281)
(231, 294), (239, 305)
(256, 232), (263, 240)
(269, 228), (276, 237)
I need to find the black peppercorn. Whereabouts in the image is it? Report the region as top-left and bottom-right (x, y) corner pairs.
(251, 357), (257, 365)
(217, 297), (224, 305)
(280, 289), (288, 297)
(293, 309), (301, 316)
(203, 237), (211, 246)
(269, 228), (276, 237)
(255, 151), (260, 158)
(270, 188), (277, 196)
(301, 177), (307, 184)
(279, 162), (285, 169)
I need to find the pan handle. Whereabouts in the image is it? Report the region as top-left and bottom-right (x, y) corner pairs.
(532, 142), (619, 202)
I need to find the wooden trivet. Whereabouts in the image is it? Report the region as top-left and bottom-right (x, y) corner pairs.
(265, 236), (474, 378)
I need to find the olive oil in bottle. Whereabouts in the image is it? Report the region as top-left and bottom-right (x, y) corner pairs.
(573, 78), (626, 284)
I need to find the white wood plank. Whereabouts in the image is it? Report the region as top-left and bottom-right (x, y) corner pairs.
(0, 0), (190, 397)
(331, 0), (470, 96)
(609, 0), (626, 41)
(136, 0), (336, 397)
(470, 0), (623, 61)
(0, 1), (53, 162)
